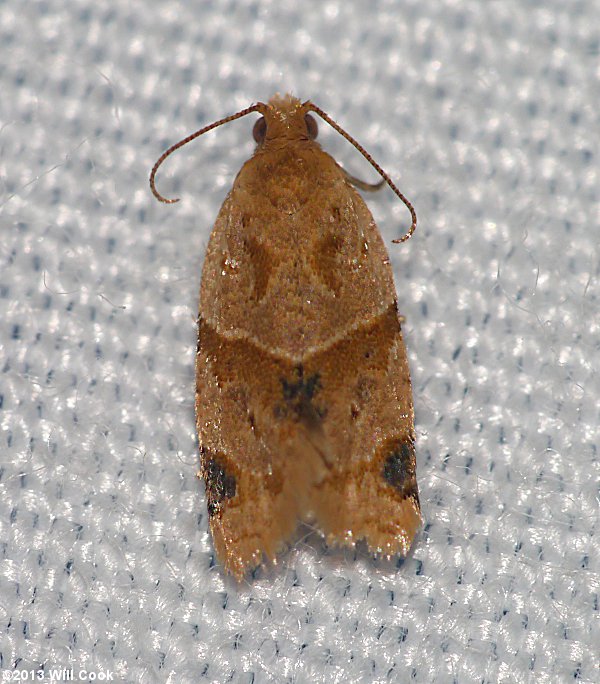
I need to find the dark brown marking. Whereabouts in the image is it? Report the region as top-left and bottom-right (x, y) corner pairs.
(383, 440), (416, 495)
(203, 455), (237, 517)
(279, 364), (325, 423)
(243, 235), (274, 302)
(311, 230), (343, 294)
(281, 364), (320, 402)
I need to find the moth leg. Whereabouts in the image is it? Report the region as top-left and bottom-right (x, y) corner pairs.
(341, 167), (385, 192)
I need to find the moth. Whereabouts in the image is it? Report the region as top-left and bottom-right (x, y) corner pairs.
(150, 94), (421, 580)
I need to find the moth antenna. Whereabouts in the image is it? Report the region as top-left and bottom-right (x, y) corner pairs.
(150, 104), (263, 204)
(307, 103), (417, 243)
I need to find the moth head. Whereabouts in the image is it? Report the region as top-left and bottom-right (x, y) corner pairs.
(149, 94), (416, 244)
(253, 95), (318, 146)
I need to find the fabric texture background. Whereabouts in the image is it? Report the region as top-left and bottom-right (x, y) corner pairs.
(1, 1), (598, 682)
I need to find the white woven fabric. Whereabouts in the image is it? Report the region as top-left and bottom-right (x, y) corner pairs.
(1, 1), (598, 682)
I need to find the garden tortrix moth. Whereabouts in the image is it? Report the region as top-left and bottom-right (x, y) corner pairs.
(150, 94), (421, 580)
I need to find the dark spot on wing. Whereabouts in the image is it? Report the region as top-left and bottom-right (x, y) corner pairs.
(202, 452), (237, 517)
(277, 364), (326, 424)
(281, 364), (320, 402)
(382, 439), (419, 502)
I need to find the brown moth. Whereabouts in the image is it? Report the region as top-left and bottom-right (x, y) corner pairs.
(150, 94), (421, 580)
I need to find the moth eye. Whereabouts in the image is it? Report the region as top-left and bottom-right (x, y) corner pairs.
(305, 114), (318, 140)
(253, 116), (267, 143)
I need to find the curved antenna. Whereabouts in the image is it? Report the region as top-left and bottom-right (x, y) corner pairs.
(306, 102), (417, 243)
(149, 104), (263, 204)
